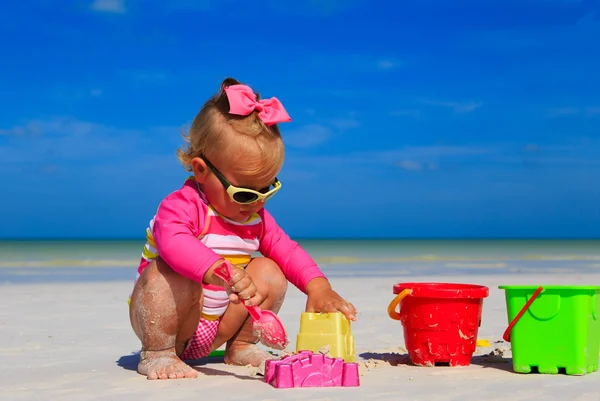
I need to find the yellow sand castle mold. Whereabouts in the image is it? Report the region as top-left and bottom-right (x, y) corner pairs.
(296, 312), (355, 362)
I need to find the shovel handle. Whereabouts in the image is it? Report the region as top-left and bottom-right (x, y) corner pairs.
(213, 262), (233, 282)
(213, 261), (262, 320)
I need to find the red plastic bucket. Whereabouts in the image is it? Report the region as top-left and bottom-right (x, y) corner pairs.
(388, 282), (489, 367)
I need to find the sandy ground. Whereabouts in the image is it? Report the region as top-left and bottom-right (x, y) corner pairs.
(1, 272), (600, 401)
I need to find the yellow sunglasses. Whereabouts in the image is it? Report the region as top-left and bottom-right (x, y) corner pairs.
(201, 155), (282, 205)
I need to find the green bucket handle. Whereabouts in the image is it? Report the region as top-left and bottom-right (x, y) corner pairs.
(502, 286), (544, 342)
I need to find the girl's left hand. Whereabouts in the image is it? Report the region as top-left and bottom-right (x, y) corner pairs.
(305, 278), (357, 321)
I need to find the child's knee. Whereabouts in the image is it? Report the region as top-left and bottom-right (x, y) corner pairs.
(140, 258), (203, 305)
(252, 257), (288, 295)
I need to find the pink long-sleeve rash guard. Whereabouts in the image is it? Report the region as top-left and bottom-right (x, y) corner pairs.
(151, 182), (326, 293)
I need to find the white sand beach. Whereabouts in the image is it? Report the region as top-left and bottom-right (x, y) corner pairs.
(1, 272), (599, 401)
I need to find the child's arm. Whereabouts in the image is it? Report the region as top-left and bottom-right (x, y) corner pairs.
(258, 209), (357, 320)
(257, 208), (325, 293)
(304, 276), (357, 321)
(151, 188), (225, 285)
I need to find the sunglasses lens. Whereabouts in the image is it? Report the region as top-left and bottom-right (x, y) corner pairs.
(233, 191), (259, 204)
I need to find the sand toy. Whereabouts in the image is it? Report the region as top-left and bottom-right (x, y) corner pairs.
(295, 312), (355, 362)
(388, 282), (489, 367)
(500, 285), (600, 375)
(264, 350), (360, 388)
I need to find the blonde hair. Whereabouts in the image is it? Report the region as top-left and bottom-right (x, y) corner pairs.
(177, 77), (285, 177)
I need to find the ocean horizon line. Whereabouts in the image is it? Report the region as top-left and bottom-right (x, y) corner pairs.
(1, 237), (599, 242)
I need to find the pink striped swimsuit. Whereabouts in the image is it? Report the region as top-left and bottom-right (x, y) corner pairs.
(134, 177), (325, 359)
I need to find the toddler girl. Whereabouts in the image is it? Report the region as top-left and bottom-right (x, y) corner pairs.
(128, 78), (357, 380)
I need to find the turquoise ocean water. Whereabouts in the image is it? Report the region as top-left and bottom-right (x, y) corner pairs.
(0, 239), (599, 284)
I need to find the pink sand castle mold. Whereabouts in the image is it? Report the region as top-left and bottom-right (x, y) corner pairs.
(264, 350), (360, 388)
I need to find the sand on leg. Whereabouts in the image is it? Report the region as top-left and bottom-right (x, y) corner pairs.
(129, 257), (203, 380)
(210, 257), (288, 367)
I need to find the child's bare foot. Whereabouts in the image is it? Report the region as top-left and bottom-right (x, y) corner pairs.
(138, 349), (198, 380)
(224, 342), (277, 367)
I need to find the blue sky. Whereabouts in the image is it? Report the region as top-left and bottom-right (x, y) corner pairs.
(1, 0), (599, 239)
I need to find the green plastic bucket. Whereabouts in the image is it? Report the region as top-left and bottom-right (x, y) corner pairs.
(499, 285), (600, 375)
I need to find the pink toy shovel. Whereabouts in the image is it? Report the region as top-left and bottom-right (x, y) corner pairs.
(214, 262), (288, 350)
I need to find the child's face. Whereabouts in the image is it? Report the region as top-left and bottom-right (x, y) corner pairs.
(191, 154), (280, 222)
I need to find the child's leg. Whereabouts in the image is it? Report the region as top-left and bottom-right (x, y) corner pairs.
(129, 257), (203, 380)
(211, 257), (288, 367)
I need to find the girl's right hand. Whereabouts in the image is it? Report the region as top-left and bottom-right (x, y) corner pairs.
(205, 260), (263, 306)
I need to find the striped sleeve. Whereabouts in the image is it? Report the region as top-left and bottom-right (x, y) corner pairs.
(141, 217), (158, 262)
(152, 184), (222, 283)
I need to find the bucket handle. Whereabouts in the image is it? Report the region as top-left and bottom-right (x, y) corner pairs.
(502, 286), (543, 342)
(387, 289), (412, 321)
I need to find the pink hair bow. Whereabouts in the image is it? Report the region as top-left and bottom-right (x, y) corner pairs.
(224, 84), (292, 126)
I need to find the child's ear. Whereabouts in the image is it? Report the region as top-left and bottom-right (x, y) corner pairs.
(191, 157), (209, 183)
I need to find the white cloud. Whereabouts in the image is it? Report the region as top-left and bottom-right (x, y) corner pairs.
(0, 118), (126, 167)
(88, 0), (358, 15)
(478, 139), (600, 168)
(525, 144), (540, 152)
(398, 160), (422, 171)
(284, 124), (333, 148)
(586, 107), (600, 116)
(90, 0), (125, 13)
(400, 145), (489, 157)
(0, 117), (182, 172)
(46, 87), (105, 101)
(377, 59), (403, 70)
(288, 139), (600, 173)
(4, 118), (97, 138)
(328, 117), (360, 131)
(41, 164), (60, 175)
(397, 160), (439, 172)
(0, 126), (26, 136)
(377, 60), (394, 69)
(283, 139), (600, 183)
(283, 115), (359, 149)
(287, 145), (491, 170)
(297, 53), (404, 77)
(420, 99), (483, 113)
(449, 102), (482, 113)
